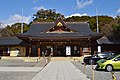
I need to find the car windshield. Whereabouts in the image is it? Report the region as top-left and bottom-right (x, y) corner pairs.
(99, 54), (108, 58)
(93, 53), (107, 58)
(93, 52), (115, 58)
(107, 54), (118, 60)
(99, 52), (115, 57)
(103, 52), (115, 55)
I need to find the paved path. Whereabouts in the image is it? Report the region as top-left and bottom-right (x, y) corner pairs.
(32, 61), (90, 80)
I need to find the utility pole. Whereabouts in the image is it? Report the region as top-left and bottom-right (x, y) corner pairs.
(21, 8), (23, 33)
(96, 7), (99, 33)
(96, 7), (101, 52)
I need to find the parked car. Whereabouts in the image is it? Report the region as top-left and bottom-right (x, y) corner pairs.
(96, 54), (117, 64)
(96, 54), (120, 72)
(83, 52), (115, 65)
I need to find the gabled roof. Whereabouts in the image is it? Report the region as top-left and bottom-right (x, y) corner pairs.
(44, 18), (77, 33)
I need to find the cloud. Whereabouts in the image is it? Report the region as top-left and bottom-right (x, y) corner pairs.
(117, 8), (120, 13)
(76, 0), (93, 9)
(0, 22), (6, 28)
(65, 13), (88, 18)
(2, 14), (31, 26)
(33, 6), (46, 11)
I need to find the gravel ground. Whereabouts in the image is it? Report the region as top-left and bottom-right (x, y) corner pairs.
(0, 57), (50, 80)
(0, 72), (37, 80)
(0, 57), (50, 67)
(0, 59), (38, 67)
(72, 61), (120, 80)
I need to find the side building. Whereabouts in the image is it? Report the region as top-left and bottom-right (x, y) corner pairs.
(0, 37), (28, 56)
(97, 36), (120, 53)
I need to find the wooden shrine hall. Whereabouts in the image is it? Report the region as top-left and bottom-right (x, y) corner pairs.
(17, 18), (103, 57)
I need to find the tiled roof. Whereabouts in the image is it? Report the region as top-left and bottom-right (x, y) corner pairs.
(17, 18), (103, 40)
(97, 36), (120, 44)
(0, 37), (28, 46)
(20, 23), (98, 37)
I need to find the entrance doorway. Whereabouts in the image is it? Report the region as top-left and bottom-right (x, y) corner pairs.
(53, 46), (66, 57)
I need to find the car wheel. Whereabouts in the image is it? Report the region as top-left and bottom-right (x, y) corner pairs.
(106, 65), (113, 72)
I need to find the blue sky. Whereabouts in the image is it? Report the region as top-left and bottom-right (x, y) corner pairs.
(0, 0), (120, 27)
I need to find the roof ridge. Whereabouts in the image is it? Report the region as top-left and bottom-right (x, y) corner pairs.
(32, 22), (54, 24)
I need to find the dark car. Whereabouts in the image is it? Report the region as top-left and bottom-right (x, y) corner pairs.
(83, 52), (115, 65)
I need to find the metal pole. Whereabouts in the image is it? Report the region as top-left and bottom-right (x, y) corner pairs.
(96, 7), (99, 33)
(21, 8), (23, 33)
(92, 64), (94, 80)
(84, 63), (86, 74)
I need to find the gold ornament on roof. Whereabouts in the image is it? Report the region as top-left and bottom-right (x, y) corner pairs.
(57, 22), (63, 27)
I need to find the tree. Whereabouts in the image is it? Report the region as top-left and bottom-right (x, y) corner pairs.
(115, 15), (120, 25)
(66, 16), (90, 22)
(112, 25), (120, 38)
(1, 28), (14, 37)
(89, 16), (114, 36)
(111, 15), (120, 38)
(4, 23), (29, 35)
(89, 16), (97, 32)
(33, 9), (64, 22)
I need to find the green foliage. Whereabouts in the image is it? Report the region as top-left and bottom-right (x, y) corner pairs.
(66, 15), (114, 35)
(115, 15), (120, 25)
(110, 15), (120, 38)
(112, 25), (120, 38)
(3, 23), (29, 36)
(89, 16), (114, 37)
(89, 16), (97, 32)
(33, 9), (64, 22)
(1, 28), (14, 37)
(66, 16), (90, 22)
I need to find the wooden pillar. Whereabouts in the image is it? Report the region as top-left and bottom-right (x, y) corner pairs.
(80, 47), (83, 56)
(91, 40), (97, 55)
(26, 47), (29, 56)
(38, 48), (40, 57)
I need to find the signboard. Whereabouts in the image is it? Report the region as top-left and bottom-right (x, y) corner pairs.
(66, 46), (71, 56)
(98, 46), (101, 52)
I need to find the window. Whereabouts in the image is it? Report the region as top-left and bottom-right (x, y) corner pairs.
(116, 56), (120, 61)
